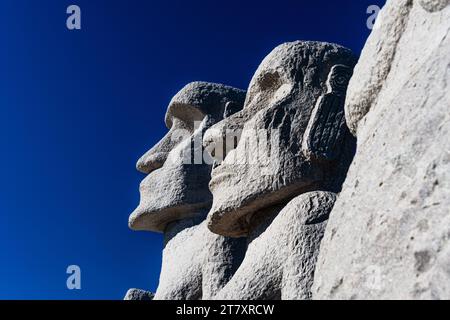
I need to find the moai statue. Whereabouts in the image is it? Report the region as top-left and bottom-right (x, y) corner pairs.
(127, 82), (247, 300)
(203, 41), (357, 299)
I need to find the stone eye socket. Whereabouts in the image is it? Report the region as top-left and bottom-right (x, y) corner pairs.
(258, 71), (282, 91)
(329, 70), (351, 91)
(335, 75), (348, 85)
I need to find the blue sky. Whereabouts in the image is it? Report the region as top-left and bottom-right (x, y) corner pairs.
(0, 0), (385, 299)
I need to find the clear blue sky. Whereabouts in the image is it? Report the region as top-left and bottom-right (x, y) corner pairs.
(0, 0), (385, 299)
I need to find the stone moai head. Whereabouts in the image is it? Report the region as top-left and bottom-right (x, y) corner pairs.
(203, 41), (357, 237)
(129, 82), (246, 232)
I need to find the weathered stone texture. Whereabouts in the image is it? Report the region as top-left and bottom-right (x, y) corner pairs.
(154, 218), (246, 300)
(213, 192), (336, 300)
(124, 288), (154, 301)
(314, 0), (450, 299)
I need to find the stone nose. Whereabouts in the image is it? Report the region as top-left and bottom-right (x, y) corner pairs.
(136, 128), (184, 174)
(136, 150), (168, 174)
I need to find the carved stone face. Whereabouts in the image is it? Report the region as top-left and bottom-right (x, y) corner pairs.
(129, 82), (245, 232)
(203, 41), (357, 237)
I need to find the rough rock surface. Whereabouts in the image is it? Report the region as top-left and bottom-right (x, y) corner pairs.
(124, 288), (154, 301)
(213, 192), (336, 300)
(313, 0), (450, 299)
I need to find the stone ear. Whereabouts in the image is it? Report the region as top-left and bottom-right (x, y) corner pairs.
(301, 65), (352, 162)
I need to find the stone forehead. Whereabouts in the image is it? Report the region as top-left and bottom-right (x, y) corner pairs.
(165, 82), (246, 128)
(249, 41), (357, 85)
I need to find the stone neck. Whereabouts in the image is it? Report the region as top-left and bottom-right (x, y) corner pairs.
(246, 203), (286, 245)
(163, 211), (207, 246)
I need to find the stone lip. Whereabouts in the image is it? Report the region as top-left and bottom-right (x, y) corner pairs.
(207, 181), (320, 238)
(130, 202), (211, 233)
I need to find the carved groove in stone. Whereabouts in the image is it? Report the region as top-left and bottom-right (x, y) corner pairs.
(303, 65), (352, 162)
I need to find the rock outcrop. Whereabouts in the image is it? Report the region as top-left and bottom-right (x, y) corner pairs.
(124, 288), (154, 300)
(313, 0), (450, 299)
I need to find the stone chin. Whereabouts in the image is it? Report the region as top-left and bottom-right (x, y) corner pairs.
(207, 159), (323, 238)
(129, 162), (213, 233)
(129, 201), (210, 233)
